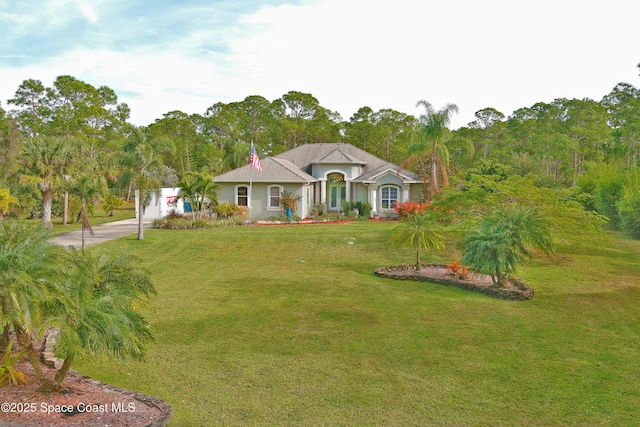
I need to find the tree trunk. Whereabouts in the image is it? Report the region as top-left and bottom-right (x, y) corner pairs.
(126, 179), (133, 202)
(439, 163), (450, 187)
(16, 331), (55, 392)
(42, 188), (54, 230)
(53, 357), (73, 391)
(1, 325), (10, 350)
(62, 192), (69, 226)
(415, 246), (421, 271)
(138, 195), (144, 240)
(430, 158), (439, 198)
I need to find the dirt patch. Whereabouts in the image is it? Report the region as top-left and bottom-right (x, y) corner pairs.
(375, 264), (534, 300)
(0, 357), (171, 427)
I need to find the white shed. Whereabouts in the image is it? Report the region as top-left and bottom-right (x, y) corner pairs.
(135, 187), (184, 219)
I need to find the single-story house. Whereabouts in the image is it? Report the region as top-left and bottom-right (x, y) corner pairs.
(213, 143), (423, 219)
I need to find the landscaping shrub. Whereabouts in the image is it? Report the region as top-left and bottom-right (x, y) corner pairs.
(356, 201), (372, 218)
(395, 201), (432, 218)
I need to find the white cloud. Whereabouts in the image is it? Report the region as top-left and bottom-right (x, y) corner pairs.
(76, 1), (99, 23)
(1, 0), (638, 129)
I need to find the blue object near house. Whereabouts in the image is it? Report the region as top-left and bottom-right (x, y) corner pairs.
(184, 201), (191, 212)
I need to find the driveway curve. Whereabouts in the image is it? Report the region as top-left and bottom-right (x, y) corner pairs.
(51, 218), (153, 249)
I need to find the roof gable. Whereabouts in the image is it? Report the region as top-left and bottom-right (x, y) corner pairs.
(309, 148), (367, 165)
(354, 163), (420, 183)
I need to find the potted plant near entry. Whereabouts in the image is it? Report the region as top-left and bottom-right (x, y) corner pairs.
(279, 190), (300, 221)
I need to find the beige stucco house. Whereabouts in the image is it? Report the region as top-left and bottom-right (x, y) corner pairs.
(213, 143), (423, 219)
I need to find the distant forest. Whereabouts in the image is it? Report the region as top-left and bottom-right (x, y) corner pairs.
(1, 66), (639, 237)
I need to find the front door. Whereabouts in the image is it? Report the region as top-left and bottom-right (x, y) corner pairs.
(327, 173), (346, 211)
(329, 184), (346, 211)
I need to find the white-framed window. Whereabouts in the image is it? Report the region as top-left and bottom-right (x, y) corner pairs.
(267, 185), (283, 210)
(380, 186), (398, 210)
(236, 185), (248, 207)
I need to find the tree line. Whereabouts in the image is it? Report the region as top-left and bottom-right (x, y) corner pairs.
(0, 69), (639, 237)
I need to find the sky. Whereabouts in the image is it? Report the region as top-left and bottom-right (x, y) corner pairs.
(1, 0), (638, 130)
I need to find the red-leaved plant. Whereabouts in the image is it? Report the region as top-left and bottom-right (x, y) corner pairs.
(445, 259), (471, 280)
(395, 201), (432, 218)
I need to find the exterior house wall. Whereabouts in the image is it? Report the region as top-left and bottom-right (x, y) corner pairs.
(302, 184), (314, 218)
(311, 164), (360, 180)
(353, 183), (369, 203)
(410, 184), (424, 202)
(217, 182), (308, 220)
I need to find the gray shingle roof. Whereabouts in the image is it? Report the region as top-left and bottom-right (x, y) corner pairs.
(213, 143), (419, 183)
(213, 156), (316, 183)
(353, 163), (420, 182)
(275, 143), (390, 176)
(308, 148), (367, 165)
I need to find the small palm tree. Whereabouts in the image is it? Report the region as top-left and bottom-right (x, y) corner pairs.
(0, 221), (63, 390)
(49, 249), (156, 391)
(462, 204), (554, 286)
(177, 174), (199, 219)
(101, 193), (124, 217)
(195, 172), (220, 218)
(68, 175), (106, 249)
(177, 171), (220, 219)
(392, 212), (445, 270)
(0, 188), (18, 221)
(461, 222), (520, 286)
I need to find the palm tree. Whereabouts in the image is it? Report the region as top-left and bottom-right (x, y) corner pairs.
(462, 204), (554, 286)
(0, 188), (18, 221)
(177, 171), (220, 219)
(48, 249), (156, 391)
(68, 175), (106, 249)
(392, 212), (445, 270)
(15, 136), (77, 229)
(223, 141), (250, 171)
(176, 173), (200, 219)
(122, 126), (174, 240)
(461, 222), (520, 286)
(194, 171), (219, 218)
(405, 100), (458, 199)
(0, 221), (63, 390)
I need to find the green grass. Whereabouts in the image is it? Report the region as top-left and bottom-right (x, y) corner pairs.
(75, 222), (640, 426)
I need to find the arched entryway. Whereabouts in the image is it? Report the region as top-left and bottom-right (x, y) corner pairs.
(327, 172), (346, 211)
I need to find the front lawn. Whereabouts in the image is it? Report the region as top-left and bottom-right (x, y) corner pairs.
(76, 222), (640, 426)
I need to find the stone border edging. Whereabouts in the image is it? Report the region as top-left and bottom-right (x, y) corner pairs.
(69, 370), (173, 427)
(40, 328), (172, 427)
(375, 264), (534, 301)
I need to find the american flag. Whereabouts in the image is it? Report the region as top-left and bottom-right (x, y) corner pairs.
(250, 145), (262, 171)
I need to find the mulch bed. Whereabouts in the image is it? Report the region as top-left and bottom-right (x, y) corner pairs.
(375, 264), (535, 300)
(0, 357), (171, 427)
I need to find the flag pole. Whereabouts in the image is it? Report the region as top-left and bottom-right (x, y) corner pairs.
(249, 140), (254, 221)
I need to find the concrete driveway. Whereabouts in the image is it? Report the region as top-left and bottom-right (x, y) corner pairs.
(51, 218), (153, 249)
